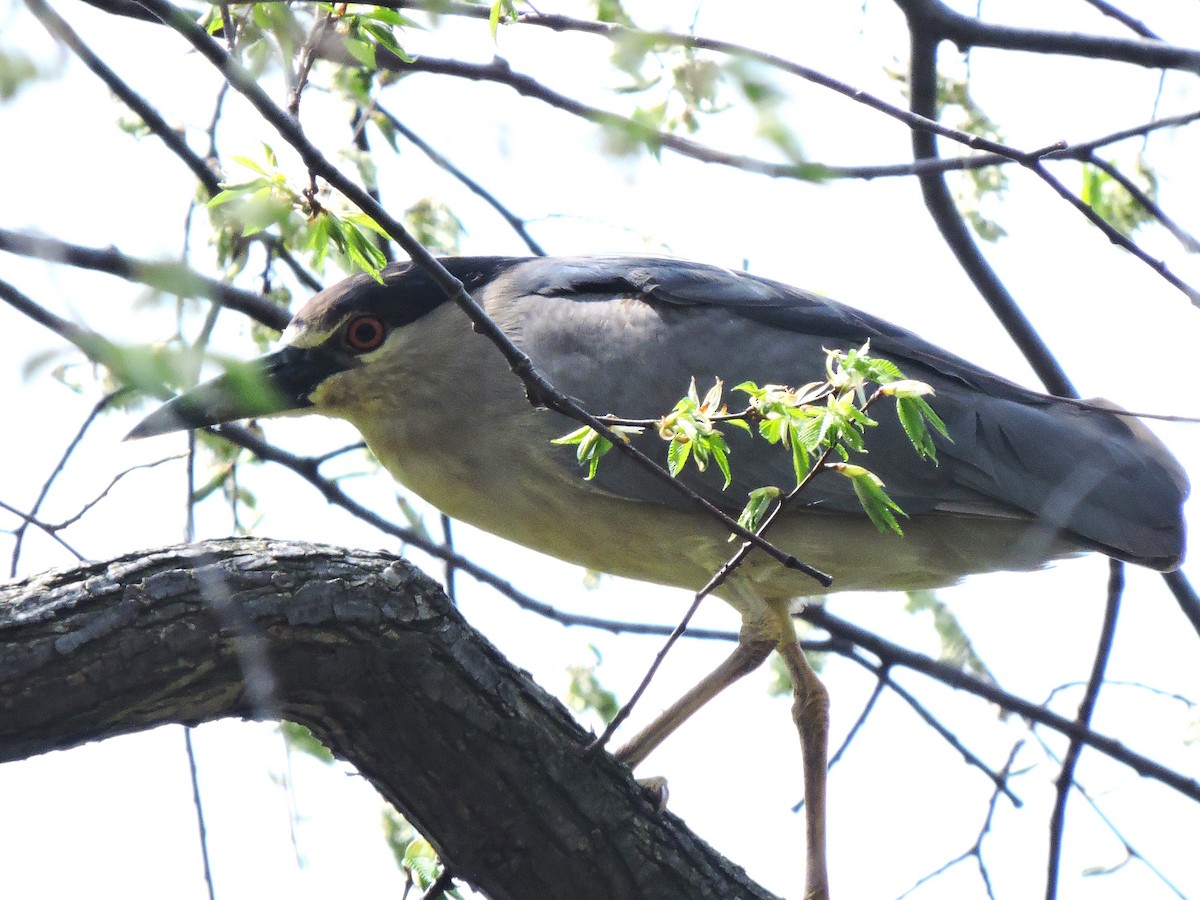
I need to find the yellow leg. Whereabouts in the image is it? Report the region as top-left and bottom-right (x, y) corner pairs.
(770, 601), (830, 900)
(614, 626), (776, 768)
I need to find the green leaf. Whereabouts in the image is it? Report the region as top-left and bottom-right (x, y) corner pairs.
(488, 0), (516, 39)
(895, 396), (937, 462)
(381, 806), (415, 869)
(667, 435), (691, 477)
(230, 153), (269, 176)
(552, 425), (634, 480)
(279, 721), (335, 764)
(738, 485), (780, 534)
(343, 36), (377, 69)
(788, 421), (812, 485)
(358, 6), (419, 28)
(341, 217), (388, 280)
(362, 22), (415, 63)
(710, 438), (732, 488)
(832, 463), (907, 535)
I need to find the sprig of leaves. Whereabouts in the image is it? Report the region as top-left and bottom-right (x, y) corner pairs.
(554, 343), (950, 538)
(1081, 156), (1158, 237)
(658, 378), (733, 486)
(207, 146), (388, 280)
(551, 423), (644, 479)
(326, 4), (417, 69)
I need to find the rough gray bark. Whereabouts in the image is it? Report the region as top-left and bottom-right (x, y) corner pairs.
(0, 538), (779, 900)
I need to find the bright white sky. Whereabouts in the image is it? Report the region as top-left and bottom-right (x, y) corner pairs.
(1, 1), (1199, 898)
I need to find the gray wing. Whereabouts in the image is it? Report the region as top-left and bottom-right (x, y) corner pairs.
(495, 256), (1187, 569)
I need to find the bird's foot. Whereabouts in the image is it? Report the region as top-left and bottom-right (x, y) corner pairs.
(636, 775), (670, 814)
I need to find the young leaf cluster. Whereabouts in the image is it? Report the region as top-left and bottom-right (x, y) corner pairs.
(554, 343), (949, 539)
(658, 378), (734, 485)
(207, 147), (389, 280)
(551, 423), (643, 480)
(1081, 156), (1158, 237)
(323, 4), (417, 70)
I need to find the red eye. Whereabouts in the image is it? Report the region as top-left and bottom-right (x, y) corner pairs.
(344, 314), (387, 352)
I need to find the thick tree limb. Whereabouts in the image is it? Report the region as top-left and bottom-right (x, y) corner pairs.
(0, 538), (779, 900)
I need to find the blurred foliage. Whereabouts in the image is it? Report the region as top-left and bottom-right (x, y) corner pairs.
(565, 644), (620, 725)
(404, 198), (466, 256)
(767, 618), (826, 697)
(1081, 157), (1158, 236)
(936, 73), (1008, 242)
(905, 590), (996, 684)
(890, 64), (1009, 241)
(208, 146), (388, 279)
(336, 4), (418, 68)
(385, 805), (463, 897)
(0, 47), (49, 100)
(592, 0), (634, 26)
(382, 804), (417, 868)
(280, 721), (336, 764)
(396, 831), (464, 898)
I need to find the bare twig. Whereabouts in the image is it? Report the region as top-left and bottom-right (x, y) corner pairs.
(374, 104), (546, 256)
(1045, 560), (1123, 900)
(0, 228), (290, 330)
(8, 392), (124, 576)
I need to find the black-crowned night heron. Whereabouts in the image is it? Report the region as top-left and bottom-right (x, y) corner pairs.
(131, 255), (1188, 899)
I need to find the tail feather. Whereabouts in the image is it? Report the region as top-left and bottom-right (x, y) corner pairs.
(939, 393), (1187, 571)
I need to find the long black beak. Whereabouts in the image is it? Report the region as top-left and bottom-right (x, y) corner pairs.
(127, 345), (354, 439)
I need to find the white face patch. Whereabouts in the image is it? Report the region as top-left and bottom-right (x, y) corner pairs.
(280, 319), (342, 350)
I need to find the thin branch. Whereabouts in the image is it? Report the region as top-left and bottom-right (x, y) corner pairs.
(892, 0), (1200, 72)
(0, 228), (290, 330)
(58, 0), (1200, 198)
(418, 868), (457, 900)
(182, 727), (217, 900)
(1161, 571), (1200, 638)
(25, 0), (222, 197)
(896, 741), (1022, 900)
(0, 499), (85, 562)
(1084, 154), (1200, 254)
(798, 604), (1200, 805)
(1079, 0), (1161, 39)
(1027, 158), (1200, 305)
(897, 9), (1199, 309)
(371, 1), (1200, 127)
(1045, 560), (1124, 900)
(904, 28), (1078, 395)
(587, 591), (709, 753)
(374, 104), (546, 256)
(288, 7), (334, 117)
(9, 391), (124, 577)
(1031, 726), (1190, 898)
(349, 107), (395, 265)
(844, 650), (1020, 805)
(47, 456), (187, 531)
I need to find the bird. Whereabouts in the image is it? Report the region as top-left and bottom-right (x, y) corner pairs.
(130, 255), (1189, 899)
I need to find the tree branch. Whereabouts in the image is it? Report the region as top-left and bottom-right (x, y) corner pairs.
(892, 0), (1200, 72)
(0, 228), (290, 330)
(0, 538), (781, 900)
